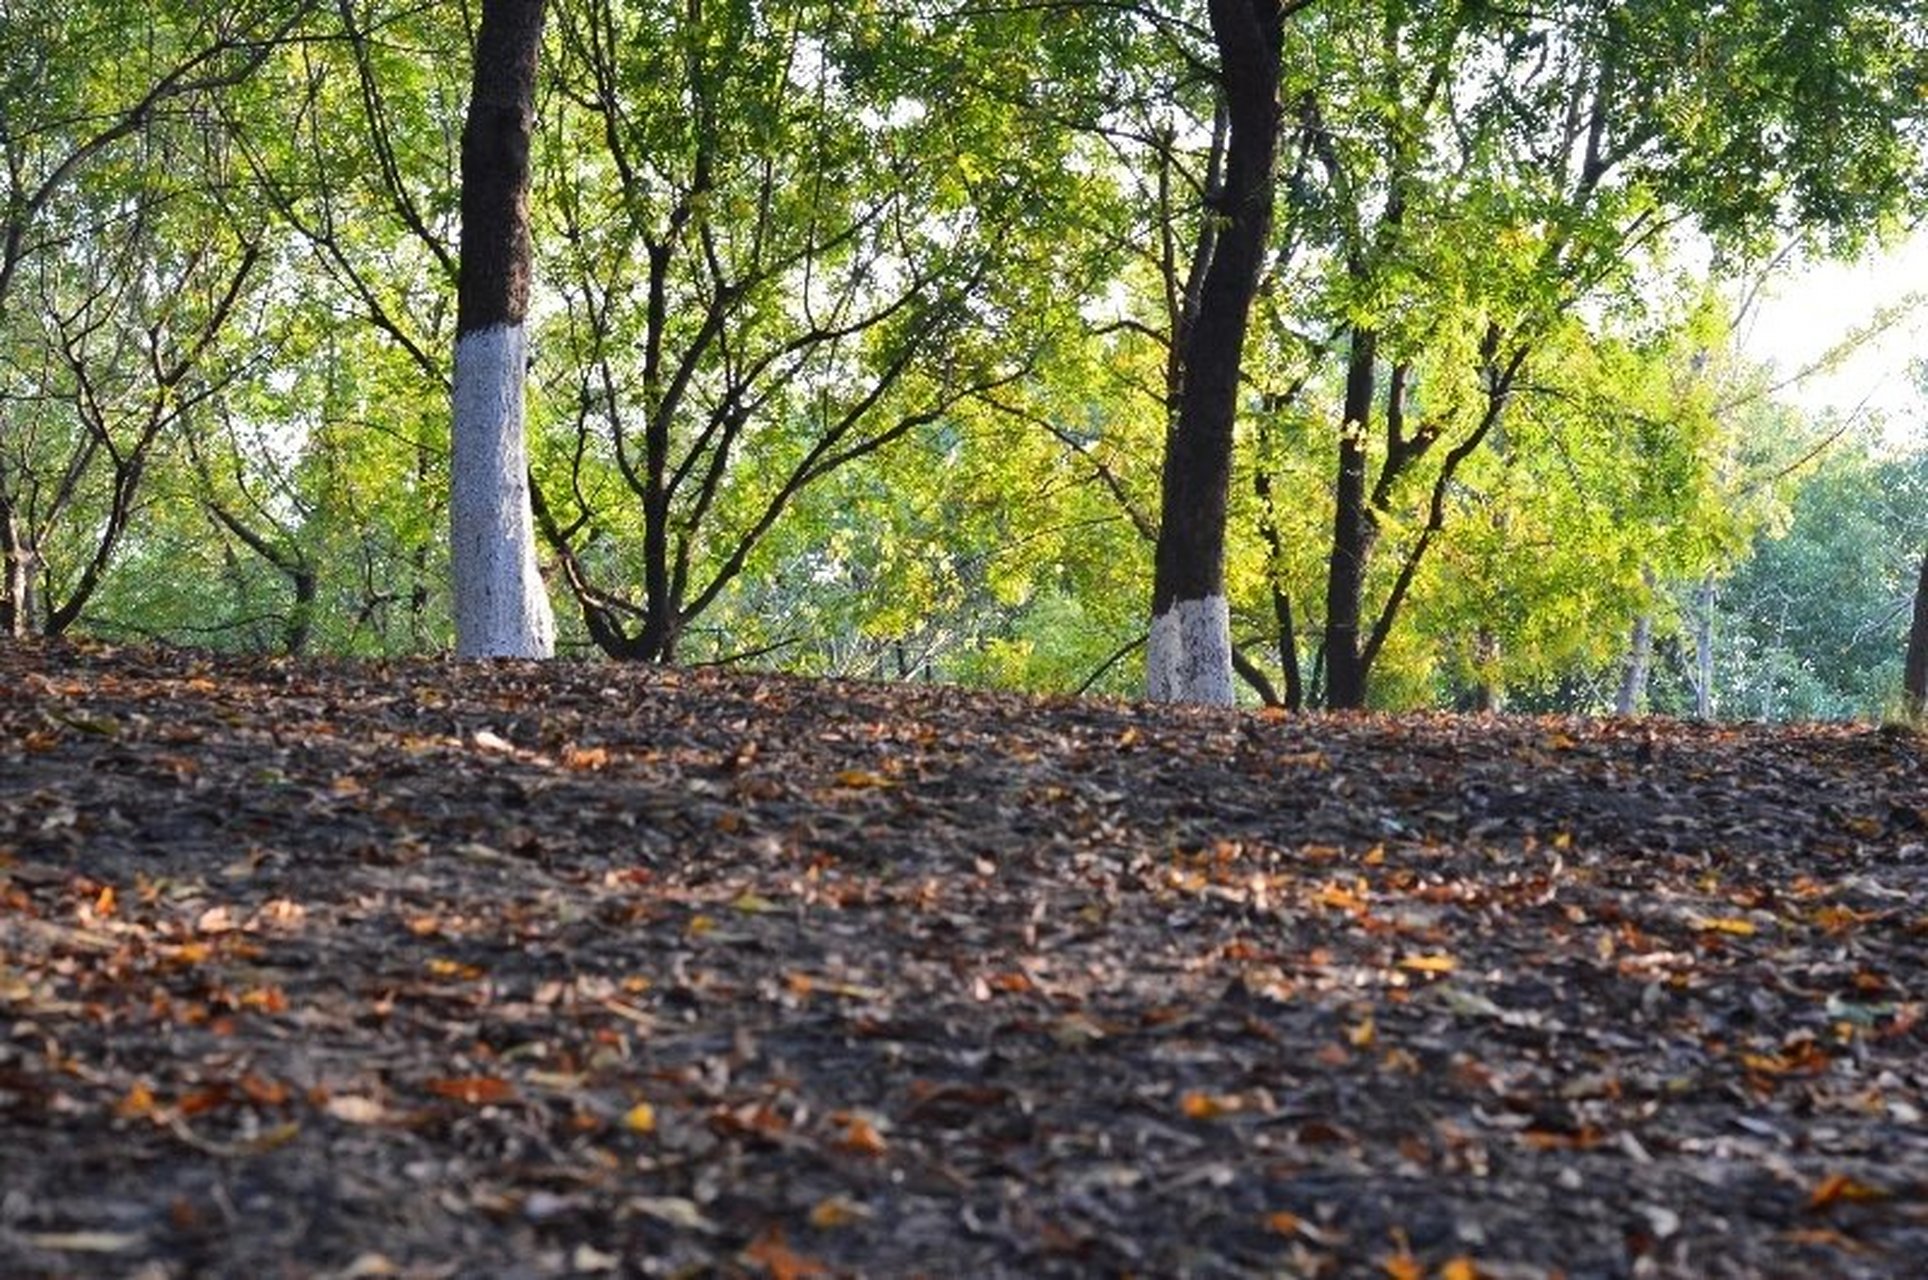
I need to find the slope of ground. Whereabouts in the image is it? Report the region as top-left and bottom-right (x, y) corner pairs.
(1, 639), (1924, 1278)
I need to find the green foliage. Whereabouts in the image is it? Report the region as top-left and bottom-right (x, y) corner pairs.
(4, 0), (1925, 726)
(1694, 440), (1928, 719)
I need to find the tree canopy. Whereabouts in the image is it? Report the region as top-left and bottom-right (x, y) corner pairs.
(2, 0), (1924, 718)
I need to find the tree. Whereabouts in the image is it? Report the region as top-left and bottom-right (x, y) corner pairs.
(1144, 0), (1302, 704)
(450, 0), (556, 657)
(1232, 0), (1928, 710)
(0, 0), (312, 639)
(1905, 547), (1928, 719)
(527, 0), (1100, 663)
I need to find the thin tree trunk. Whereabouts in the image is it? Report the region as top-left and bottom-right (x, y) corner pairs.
(1469, 628), (1501, 712)
(1, 501), (39, 639)
(1146, 0), (1285, 705)
(1691, 573), (1716, 719)
(450, 0), (557, 658)
(1616, 611), (1653, 715)
(1323, 325), (1377, 708)
(1904, 546), (1928, 719)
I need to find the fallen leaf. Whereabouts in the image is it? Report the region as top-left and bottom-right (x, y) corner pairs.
(324, 1095), (388, 1125)
(628, 1196), (719, 1233)
(570, 1244), (619, 1272)
(115, 1081), (158, 1119)
(1381, 1251), (1422, 1280)
(808, 1194), (873, 1228)
(424, 1076), (517, 1105)
(1689, 915), (1757, 937)
(621, 1101), (656, 1133)
(20, 1231), (145, 1254)
(563, 745), (610, 769)
(195, 905), (238, 934)
(742, 1226), (830, 1279)
(829, 1110), (888, 1156)
(1262, 1210), (1303, 1236)
(1808, 1172), (1889, 1210)
(1181, 1090), (1240, 1120)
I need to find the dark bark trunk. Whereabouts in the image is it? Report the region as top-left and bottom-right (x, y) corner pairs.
(456, 0), (543, 337)
(1146, 0), (1285, 702)
(1323, 326), (1377, 708)
(1253, 459), (1303, 711)
(1905, 547), (1928, 719)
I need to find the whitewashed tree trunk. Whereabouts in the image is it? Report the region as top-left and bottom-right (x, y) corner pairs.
(452, 324), (554, 655)
(1146, 595), (1235, 704)
(450, 0), (555, 658)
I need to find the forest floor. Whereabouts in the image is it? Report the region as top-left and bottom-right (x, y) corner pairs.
(1, 639), (1925, 1279)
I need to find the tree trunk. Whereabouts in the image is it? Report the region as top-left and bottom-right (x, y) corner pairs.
(450, 0), (557, 658)
(1616, 610), (1653, 716)
(1469, 628), (1501, 712)
(1904, 546), (1928, 719)
(1690, 573), (1716, 719)
(1, 501), (40, 639)
(1146, 0), (1284, 705)
(1323, 326), (1378, 708)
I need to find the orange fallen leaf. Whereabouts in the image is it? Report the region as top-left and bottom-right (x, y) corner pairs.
(808, 1195), (872, 1228)
(1808, 1172), (1889, 1209)
(1181, 1090), (1236, 1120)
(742, 1227), (829, 1280)
(563, 745), (610, 770)
(829, 1111), (888, 1156)
(239, 1074), (289, 1106)
(1781, 1225), (1871, 1252)
(115, 1081), (158, 1119)
(177, 1086), (231, 1117)
(1440, 1257), (1483, 1280)
(424, 1076), (517, 1105)
(1262, 1210), (1303, 1236)
(237, 985), (286, 1013)
(621, 1101), (656, 1133)
(1397, 953), (1457, 974)
(1381, 1252), (1422, 1280)
(833, 769), (893, 789)
(1314, 882), (1368, 912)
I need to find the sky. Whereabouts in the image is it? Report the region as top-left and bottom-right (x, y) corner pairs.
(1734, 231), (1928, 440)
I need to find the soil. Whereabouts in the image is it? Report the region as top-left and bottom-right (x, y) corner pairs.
(2, 638), (1925, 1278)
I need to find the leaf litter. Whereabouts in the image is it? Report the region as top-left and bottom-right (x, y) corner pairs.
(1, 638), (1925, 1277)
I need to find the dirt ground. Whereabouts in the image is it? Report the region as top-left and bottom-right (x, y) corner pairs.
(2, 638), (1925, 1278)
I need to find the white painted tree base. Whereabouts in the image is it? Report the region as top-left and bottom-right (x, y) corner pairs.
(1145, 594), (1235, 705)
(451, 324), (557, 658)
